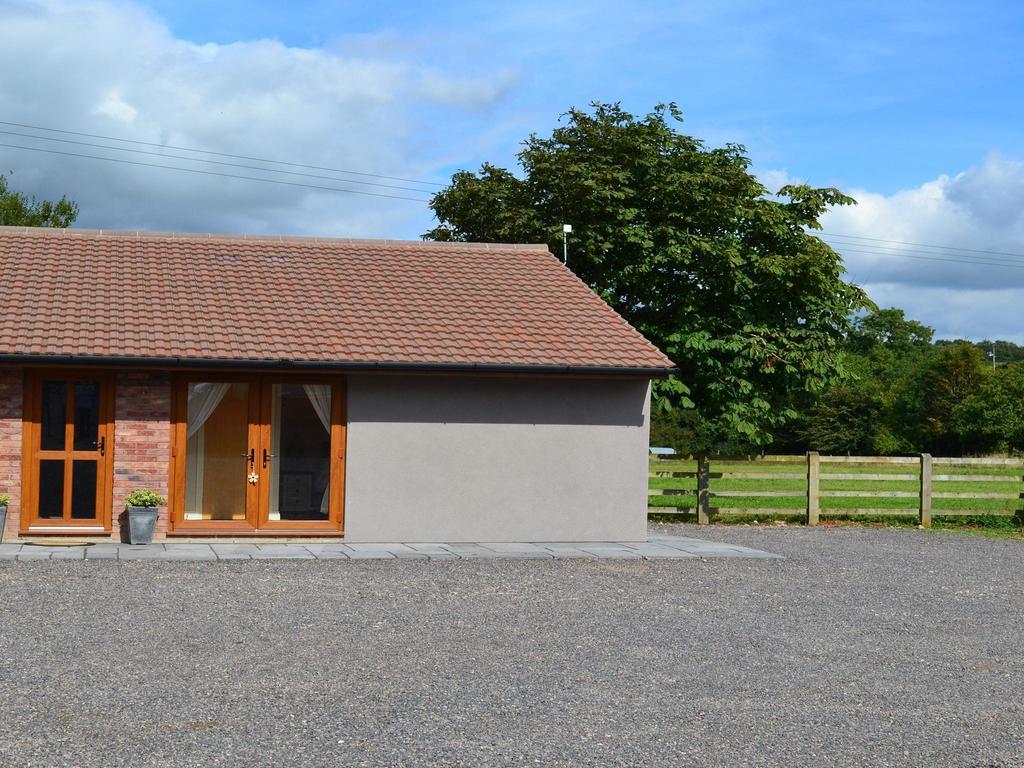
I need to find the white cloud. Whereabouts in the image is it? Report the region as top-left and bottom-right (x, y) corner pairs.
(858, 284), (1024, 343)
(755, 168), (800, 194)
(759, 154), (1024, 342)
(0, 0), (520, 237)
(417, 69), (521, 111)
(93, 91), (138, 124)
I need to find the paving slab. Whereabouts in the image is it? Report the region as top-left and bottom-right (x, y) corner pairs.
(649, 535), (785, 559)
(15, 549), (54, 561)
(48, 547), (89, 560)
(211, 544), (260, 554)
(84, 545), (121, 560)
(342, 545), (397, 559)
(255, 544), (315, 558)
(0, 535), (781, 562)
(302, 548), (350, 560)
(441, 545), (506, 559)
(0, 544), (23, 559)
(480, 542), (548, 552)
(480, 543), (553, 558)
(537, 545), (596, 558)
(119, 547), (173, 560)
(406, 543), (455, 553)
(622, 543), (700, 558)
(210, 544), (258, 560)
(579, 546), (643, 559)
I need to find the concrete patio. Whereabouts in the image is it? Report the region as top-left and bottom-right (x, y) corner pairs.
(0, 534), (782, 561)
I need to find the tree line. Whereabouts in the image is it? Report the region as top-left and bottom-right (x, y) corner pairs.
(652, 308), (1024, 457)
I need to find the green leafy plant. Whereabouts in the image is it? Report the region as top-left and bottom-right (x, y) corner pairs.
(0, 173), (78, 227)
(124, 489), (166, 508)
(0, 493), (9, 507)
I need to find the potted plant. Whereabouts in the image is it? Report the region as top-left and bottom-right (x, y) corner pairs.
(124, 489), (166, 545)
(0, 494), (8, 542)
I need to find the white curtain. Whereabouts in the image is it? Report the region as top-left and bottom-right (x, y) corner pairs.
(187, 383), (231, 438)
(303, 385), (332, 514)
(184, 382), (231, 519)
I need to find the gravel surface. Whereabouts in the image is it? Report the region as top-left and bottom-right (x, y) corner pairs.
(1, 523), (1022, 767)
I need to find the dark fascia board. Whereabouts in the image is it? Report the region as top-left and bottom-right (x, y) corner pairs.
(0, 353), (677, 378)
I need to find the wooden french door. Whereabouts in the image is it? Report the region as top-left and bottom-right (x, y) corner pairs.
(22, 371), (115, 533)
(169, 375), (346, 536)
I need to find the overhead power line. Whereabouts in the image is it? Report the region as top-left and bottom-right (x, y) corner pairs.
(820, 237), (1024, 267)
(826, 245), (1024, 271)
(0, 119), (447, 188)
(818, 230), (1024, 272)
(0, 129), (438, 196)
(822, 231), (1024, 261)
(0, 142), (434, 203)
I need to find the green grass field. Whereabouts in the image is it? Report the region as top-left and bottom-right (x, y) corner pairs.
(648, 458), (1024, 536)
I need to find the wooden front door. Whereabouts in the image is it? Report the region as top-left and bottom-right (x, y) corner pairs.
(168, 376), (346, 536)
(22, 371), (115, 533)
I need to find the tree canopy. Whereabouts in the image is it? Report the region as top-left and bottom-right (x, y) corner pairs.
(957, 362), (1024, 454)
(426, 102), (869, 448)
(0, 174), (78, 228)
(751, 308), (1015, 457)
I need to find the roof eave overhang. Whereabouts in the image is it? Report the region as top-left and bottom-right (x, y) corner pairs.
(0, 354), (677, 378)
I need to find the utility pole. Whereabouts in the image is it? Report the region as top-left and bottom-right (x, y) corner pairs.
(991, 341), (997, 370)
(562, 223), (572, 264)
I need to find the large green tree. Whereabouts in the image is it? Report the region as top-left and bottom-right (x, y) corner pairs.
(801, 308), (935, 455)
(799, 382), (882, 455)
(915, 342), (989, 454)
(956, 362), (1024, 454)
(426, 103), (870, 448)
(847, 308), (933, 359)
(0, 174), (78, 227)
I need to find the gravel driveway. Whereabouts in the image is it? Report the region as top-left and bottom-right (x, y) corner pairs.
(1, 523), (1022, 767)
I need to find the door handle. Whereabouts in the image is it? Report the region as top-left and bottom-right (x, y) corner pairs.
(240, 448), (255, 469)
(96, 436), (105, 456)
(262, 448), (276, 469)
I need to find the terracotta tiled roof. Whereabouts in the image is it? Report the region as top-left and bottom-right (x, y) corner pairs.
(0, 227), (674, 373)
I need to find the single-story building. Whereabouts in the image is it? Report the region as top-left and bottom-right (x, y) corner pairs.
(0, 226), (674, 543)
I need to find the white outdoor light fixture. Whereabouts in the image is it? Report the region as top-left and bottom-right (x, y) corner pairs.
(562, 224), (572, 264)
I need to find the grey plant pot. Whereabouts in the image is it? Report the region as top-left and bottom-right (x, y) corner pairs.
(127, 506), (159, 545)
(0, 505), (6, 543)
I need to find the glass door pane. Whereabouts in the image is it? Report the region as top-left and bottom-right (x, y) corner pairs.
(40, 380), (67, 450)
(38, 459), (65, 518)
(267, 384), (331, 522)
(70, 460), (98, 519)
(184, 382), (251, 521)
(72, 381), (100, 450)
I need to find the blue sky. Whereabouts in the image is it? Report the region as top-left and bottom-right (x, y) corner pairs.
(2, 1), (1024, 340)
(138, 0), (1024, 195)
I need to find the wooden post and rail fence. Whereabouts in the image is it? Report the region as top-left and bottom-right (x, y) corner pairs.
(649, 453), (1024, 526)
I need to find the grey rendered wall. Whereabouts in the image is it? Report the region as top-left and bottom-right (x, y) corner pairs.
(344, 375), (651, 542)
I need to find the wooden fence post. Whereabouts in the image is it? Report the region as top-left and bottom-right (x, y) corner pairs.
(697, 454), (710, 525)
(806, 451), (820, 526)
(919, 453), (932, 528)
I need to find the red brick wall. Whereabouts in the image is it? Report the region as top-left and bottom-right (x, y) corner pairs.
(112, 371), (172, 541)
(0, 367), (23, 541)
(0, 368), (171, 542)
